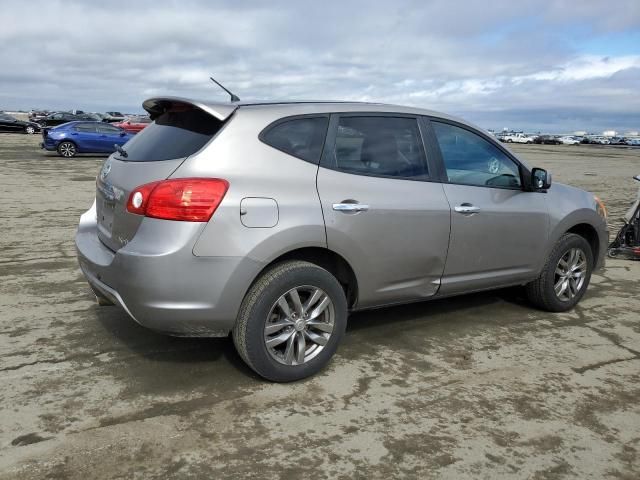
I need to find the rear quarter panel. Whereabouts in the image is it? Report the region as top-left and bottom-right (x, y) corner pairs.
(183, 108), (327, 261)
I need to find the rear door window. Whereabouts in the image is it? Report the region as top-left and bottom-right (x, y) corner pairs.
(260, 116), (329, 164)
(117, 108), (224, 162)
(74, 123), (97, 133)
(331, 116), (428, 179)
(97, 124), (122, 134)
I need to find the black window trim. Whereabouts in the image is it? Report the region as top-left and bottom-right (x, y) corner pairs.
(319, 112), (436, 183)
(258, 113), (331, 165)
(423, 116), (534, 192)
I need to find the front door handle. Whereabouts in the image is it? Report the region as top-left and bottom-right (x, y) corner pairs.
(454, 203), (480, 214)
(333, 203), (369, 213)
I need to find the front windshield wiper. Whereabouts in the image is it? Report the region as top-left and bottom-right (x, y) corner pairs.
(114, 144), (128, 158)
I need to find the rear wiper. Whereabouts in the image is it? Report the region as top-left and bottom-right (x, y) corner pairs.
(114, 144), (128, 158)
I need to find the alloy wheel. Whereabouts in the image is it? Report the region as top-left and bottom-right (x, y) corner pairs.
(264, 286), (335, 366)
(25, 126), (35, 134)
(59, 142), (76, 157)
(554, 248), (587, 301)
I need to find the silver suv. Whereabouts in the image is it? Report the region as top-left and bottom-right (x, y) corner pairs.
(76, 97), (608, 381)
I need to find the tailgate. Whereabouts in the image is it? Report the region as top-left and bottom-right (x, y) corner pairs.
(95, 97), (233, 252)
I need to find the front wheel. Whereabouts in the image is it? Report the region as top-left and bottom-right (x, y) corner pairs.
(57, 141), (77, 158)
(25, 125), (36, 134)
(233, 261), (348, 382)
(525, 233), (593, 312)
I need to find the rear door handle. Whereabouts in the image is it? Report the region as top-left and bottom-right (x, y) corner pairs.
(454, 204), (480, 214)
(332, 203), (369, 213)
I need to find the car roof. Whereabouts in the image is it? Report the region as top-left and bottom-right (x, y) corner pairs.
(143, 95), (471, 129)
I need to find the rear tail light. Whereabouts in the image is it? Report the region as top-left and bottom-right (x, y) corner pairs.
(127, 178), (229, 222)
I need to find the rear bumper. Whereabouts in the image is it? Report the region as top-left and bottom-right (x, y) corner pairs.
(41, 136), (57, 151)
(75, 200), (264, 337)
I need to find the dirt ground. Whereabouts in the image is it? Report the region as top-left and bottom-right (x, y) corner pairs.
(0, 134), (639, 479)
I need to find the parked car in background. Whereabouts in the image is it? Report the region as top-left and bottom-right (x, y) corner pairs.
(77, 113), (105, 122)
(75, 96), (608, 381)
(38, 112), (89, 127)
(559, 136), (581, 145)
(583, 136), (610, 145)
(626, 138), (640, 146)
(29, 110), (49, 123)
(609, 137), (628, 145)
(534, 135), (562, 145)
(41, 121), (133, 157)
(103, 112), (125, 122)
(114, 115), (152, 134)
(0, 112), (41, 134)
(88, 113), (107, 122)
(503, 132), (535, 143)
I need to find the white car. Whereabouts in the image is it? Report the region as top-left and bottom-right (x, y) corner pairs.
(503, 133), (535, 144)
(627, 138), (640, 146)
(559, 136), (581, 145)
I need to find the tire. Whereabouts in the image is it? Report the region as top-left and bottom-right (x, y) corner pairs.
(233, 260), (348, 382)
(525, 233), (593, 312)
(507, 139), (513, 143)
(24, 125), (35, 134)
(57, 141), (77, 158)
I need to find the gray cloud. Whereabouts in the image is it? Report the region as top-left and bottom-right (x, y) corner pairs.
(1, 0), (639, 132)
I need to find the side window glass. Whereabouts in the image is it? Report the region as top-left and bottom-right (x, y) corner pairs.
(74, 124), (97, 133)
(261, 117), (328, 164)
(432, 122), (521, 188)
(333, 116), (428, 179)
(97, 124), (120, 134)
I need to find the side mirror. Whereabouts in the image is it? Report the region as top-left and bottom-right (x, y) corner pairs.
(532, 167), (551, 190)
(119, 131), (126, 136)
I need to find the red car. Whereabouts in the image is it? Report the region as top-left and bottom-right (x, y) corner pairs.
(114, 116), (151, 134)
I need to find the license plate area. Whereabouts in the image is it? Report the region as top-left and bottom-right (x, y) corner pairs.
(98, 198), (116, 237)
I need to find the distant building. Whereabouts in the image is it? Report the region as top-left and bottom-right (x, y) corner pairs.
(624, 131), (639, 137)
(602, 130), (617, 137)
(573, 131), (587, 136)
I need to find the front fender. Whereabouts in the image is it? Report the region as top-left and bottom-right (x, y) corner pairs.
(544, 183), (608, 270)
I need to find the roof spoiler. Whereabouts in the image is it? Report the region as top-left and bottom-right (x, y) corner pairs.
(142, 96), (238, 121)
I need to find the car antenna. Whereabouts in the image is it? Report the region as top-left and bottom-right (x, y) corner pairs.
(209, 77), (241, 102)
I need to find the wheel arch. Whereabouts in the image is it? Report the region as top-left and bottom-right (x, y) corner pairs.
(253, 247), (359, 309)
(566, 222), (600, 263)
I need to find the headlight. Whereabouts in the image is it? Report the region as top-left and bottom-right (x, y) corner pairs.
(594, 196), (608, 220)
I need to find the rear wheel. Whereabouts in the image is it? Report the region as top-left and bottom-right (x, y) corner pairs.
(57, 141), (77, 158)
(25, 125), (35, 134)
(526, 233), (593, 312)
(233, 261), (347, 382)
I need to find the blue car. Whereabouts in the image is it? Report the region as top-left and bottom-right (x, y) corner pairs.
(40, 121), (134, 157)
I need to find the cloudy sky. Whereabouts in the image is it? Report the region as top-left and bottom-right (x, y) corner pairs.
(1, 0), (639, 132)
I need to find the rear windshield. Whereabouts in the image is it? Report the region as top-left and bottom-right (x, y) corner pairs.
(117, 108), (224, 161)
